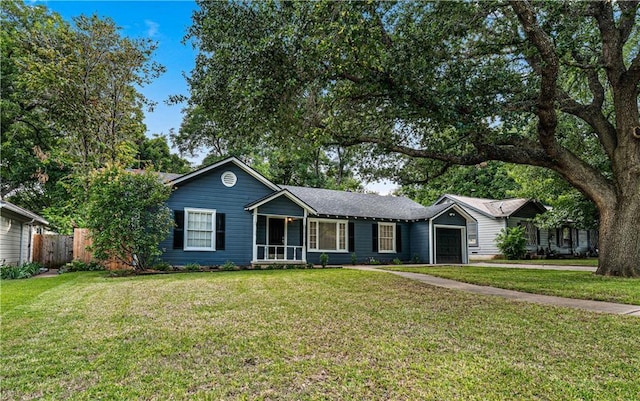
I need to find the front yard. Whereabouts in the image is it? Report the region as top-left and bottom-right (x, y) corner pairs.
(2, 270), (639, 400)
(387, 265), (640, 305)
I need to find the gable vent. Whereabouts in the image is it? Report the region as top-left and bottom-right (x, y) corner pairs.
(221, 171), (237, 187)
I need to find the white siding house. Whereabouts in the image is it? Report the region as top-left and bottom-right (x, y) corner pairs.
(0, 200), (49, 266)
(434, 194), (548, 259)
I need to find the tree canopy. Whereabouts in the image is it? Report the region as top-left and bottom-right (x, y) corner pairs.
(1, 1), (188, 232)
(184, 0), (639, 276)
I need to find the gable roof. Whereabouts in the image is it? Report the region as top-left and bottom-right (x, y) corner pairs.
(167, 156), (280, 191)
(435, 194), (546, 218)
(245, 189), (317, 214)
(282, 185), (442, 221)
(0, 200), (49, 225)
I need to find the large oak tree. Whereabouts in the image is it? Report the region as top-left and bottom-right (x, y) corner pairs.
(184, 1), (639, 276)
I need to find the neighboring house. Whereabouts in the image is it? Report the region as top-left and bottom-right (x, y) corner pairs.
(159, 157), (477, 266)
(0, 200), (49, 266)
(434, 194), (598, 258)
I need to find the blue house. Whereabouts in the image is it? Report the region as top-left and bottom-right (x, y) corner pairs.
(159, 157), (475, 266)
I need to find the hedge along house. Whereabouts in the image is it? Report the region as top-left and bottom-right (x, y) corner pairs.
(159, 157), (476, 266)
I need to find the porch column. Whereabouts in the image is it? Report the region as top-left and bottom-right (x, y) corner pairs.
(302, 210), (307, 263)
(252, 209), (257, 262)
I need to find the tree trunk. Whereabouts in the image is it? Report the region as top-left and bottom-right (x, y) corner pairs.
(596, 190), (640, 277)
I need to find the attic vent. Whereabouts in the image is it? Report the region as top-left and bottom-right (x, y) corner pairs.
(221, 171), (237, 187)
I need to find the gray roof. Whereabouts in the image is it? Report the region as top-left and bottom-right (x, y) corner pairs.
(0, 200), (49, 225)
(282, 185), (449, 221)
(438, 194), (541, 218)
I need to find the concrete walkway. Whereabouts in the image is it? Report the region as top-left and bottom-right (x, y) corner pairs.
(346, 265), (640, 317)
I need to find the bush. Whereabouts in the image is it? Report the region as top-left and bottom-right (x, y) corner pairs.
(86, 165), (173, 271)
(184, 263), (201, 272)
(152, 262), (172, 271)
(60, 260), (104, 273)
(495, 226), (527, 260)
(221, 260), (236, 271)
(0, 262), (43, 280)
(392, 258), (402, 265)
(350, 253), (357, 265)
(319, 253), (329, 268)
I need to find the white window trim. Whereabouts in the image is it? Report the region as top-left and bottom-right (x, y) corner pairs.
(184, 207), (216, 251)
(378, 222), (396, 253)
(308, 218), (349, 253)
(468, 221), (478, 247)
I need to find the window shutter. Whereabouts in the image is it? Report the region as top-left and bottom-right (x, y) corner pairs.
(216, 213), (226, 250)
(299, 220), (303, 246)
(372, 223), (378, 252)
(173, 210), (184, 249)
(348, 222), (355, 253)
(396, 224), (402, 253)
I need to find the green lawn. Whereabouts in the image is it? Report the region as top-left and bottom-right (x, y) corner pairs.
(387, 266), (640, 305)
(474, 258), (599, 266)
(2, 270), (639, 400)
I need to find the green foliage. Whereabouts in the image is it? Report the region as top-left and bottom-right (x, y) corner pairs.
(368, 258), (381, 265)
(1, 1), (165, 230)
(221, 260), (236, 271)
(495, 227), (528, 260)
(350, 253), (357, 265)
(183, 1), (640, 276)
(0, 262), (43, 280)
(134, 135), (191, 174)
(319, 253), (329, 268)
(392, 258), (403, 265)
(507, 165), (599, 230)
(152, 262), (172, 272)
(60, 260), (103, 273)
(400, 162), (518, 205)
(184, 263), (201, 272)
(412, 254), (421, 264)
(86, 165), (173, 271)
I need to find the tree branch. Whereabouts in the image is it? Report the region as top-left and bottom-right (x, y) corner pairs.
(509, 0), (560, 157)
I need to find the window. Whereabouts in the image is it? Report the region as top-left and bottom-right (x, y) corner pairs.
(467, 222), (478, 247)
(378, 223), (396, 253)
(308, 219), (347, 252)
(184, 208), (216, 251)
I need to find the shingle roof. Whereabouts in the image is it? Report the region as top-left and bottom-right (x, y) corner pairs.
(438, 194), (538, 218)
(282, 185), (447, 221)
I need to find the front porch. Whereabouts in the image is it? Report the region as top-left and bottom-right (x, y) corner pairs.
(252, 214), (307, 263)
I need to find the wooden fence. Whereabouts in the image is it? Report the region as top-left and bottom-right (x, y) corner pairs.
(73, 228), (131, 270)
(33, 234), (74, 268)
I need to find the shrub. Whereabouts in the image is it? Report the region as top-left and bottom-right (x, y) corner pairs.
(392, 258), (402, 265)
(60, 260), (104, 273)
(412, 254), (421, 264)
(495, 226), (527, 260)
(184, 263), (201, 272)
(319, 253), (329, 268)
(368, 257), (380, 265)
(350, 253), (357, 265)
(86, 165), (173, 271)
(221, 260), (236, 271)
(0, 262), (43, 280)
(152, 262), (172, 272)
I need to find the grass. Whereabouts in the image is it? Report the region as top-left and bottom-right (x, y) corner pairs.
(2, 270), (639, 400)
(387, 265), (640, 305)
(474, 258), (599, 266)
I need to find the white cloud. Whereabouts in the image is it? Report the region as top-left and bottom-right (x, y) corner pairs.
(145, 20), (159, 38)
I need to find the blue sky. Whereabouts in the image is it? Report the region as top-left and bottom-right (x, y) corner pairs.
(37, 0), (200, 161)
